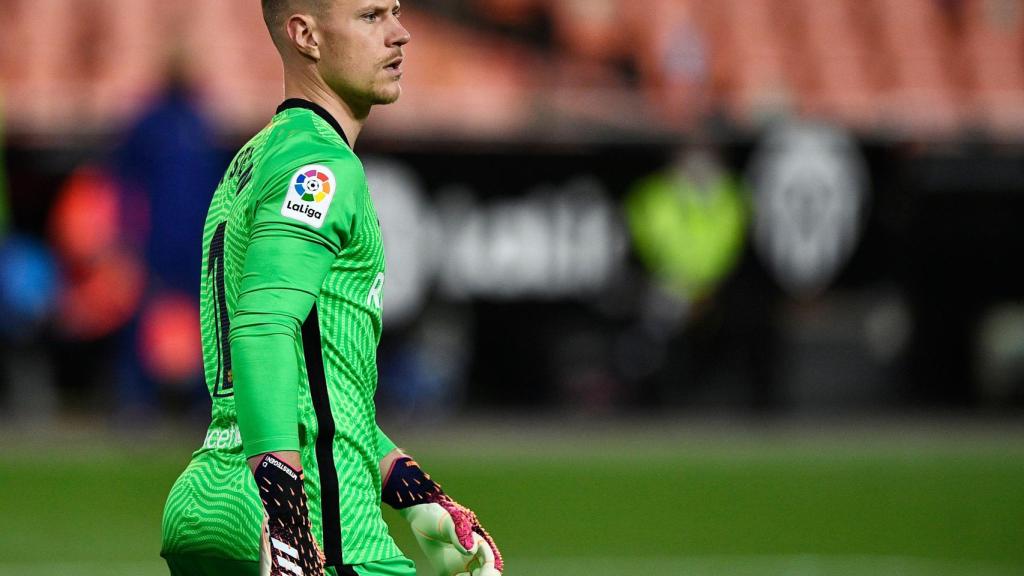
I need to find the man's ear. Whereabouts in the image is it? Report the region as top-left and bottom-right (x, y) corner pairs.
(286, 13), (320, 61)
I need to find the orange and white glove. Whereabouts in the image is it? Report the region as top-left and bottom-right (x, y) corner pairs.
(383, 457), (503, 576)
(254, 454), (325, 576)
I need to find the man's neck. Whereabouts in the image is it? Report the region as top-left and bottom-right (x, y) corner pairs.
(283, 67), (368, 147)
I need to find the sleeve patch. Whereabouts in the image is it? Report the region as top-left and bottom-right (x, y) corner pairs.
(280, 164), (337, 229)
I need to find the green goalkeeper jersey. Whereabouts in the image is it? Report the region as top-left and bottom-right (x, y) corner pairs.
(162, 99), (400, 567)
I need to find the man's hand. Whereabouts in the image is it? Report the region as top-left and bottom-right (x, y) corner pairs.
(252, 453), (325, 576)
(400, 498), (502, 576)
(383, 456), (503, 576)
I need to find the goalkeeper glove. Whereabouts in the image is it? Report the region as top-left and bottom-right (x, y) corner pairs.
(383, 456), (503, 576)
(254, 454), (325, 576)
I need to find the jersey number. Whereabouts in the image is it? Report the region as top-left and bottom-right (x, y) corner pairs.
(209, 221), (233, 397)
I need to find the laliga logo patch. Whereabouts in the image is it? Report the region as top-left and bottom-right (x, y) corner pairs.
(281, 164), (336, 228)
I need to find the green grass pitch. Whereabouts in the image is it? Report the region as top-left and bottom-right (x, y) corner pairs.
(1, 421), (1022, 575)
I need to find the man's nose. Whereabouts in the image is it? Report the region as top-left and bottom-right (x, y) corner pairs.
(389, 21), (411, 47)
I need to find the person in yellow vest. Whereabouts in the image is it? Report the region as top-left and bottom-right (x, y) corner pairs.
(626, 147), (748, 303)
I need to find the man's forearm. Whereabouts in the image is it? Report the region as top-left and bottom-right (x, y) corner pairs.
(231, 231), (333, 460)
(376, 422), (400, 465)
(232, 327), (303, 458)
(379, 447), (405, 481)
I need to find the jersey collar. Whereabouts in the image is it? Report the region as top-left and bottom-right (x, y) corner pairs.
(276, 99), (350, 147)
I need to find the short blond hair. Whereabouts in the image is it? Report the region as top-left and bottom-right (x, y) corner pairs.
(261, 0), (328, 47)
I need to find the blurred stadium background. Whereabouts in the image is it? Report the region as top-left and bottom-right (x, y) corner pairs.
(2, 0), (1024, 574)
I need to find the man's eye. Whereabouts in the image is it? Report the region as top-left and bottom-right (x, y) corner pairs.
(393, 9), (402, 19)
(362, 13), (378, 22)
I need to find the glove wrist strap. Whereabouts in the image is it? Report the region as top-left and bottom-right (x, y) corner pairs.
(254, 454), (308, 524)
(382, 456), (443, 509)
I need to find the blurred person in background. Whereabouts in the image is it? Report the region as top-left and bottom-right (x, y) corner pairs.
(41, 57), (214, 421)
(113, 58), (217, 417)
(625, 146), (779, 408)
(626, 147), (747, 303)
(48, 166), (144, 414)
(161, 2), (502, 576)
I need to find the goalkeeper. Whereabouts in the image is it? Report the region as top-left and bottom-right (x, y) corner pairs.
(160, 1), (502, 575)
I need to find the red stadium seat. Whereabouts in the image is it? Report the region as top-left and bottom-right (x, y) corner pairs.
(792, 0), (878, 128)
(714, 0), (794, 125)
(869, 0), (961, 134)
(549, 0), (628, 64)
(624, 0), (714, 126)
(960, 0), (1024, 133)
(472, 0), (545, 27)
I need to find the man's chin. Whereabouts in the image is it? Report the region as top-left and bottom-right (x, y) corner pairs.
(374, 85), (402, 106)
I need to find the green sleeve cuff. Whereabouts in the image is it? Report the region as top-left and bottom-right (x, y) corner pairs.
(376, 424), (398, 461)
(242, 436), (302, 459)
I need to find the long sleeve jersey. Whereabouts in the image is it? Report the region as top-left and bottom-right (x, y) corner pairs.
(162, 99), (400, 568)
